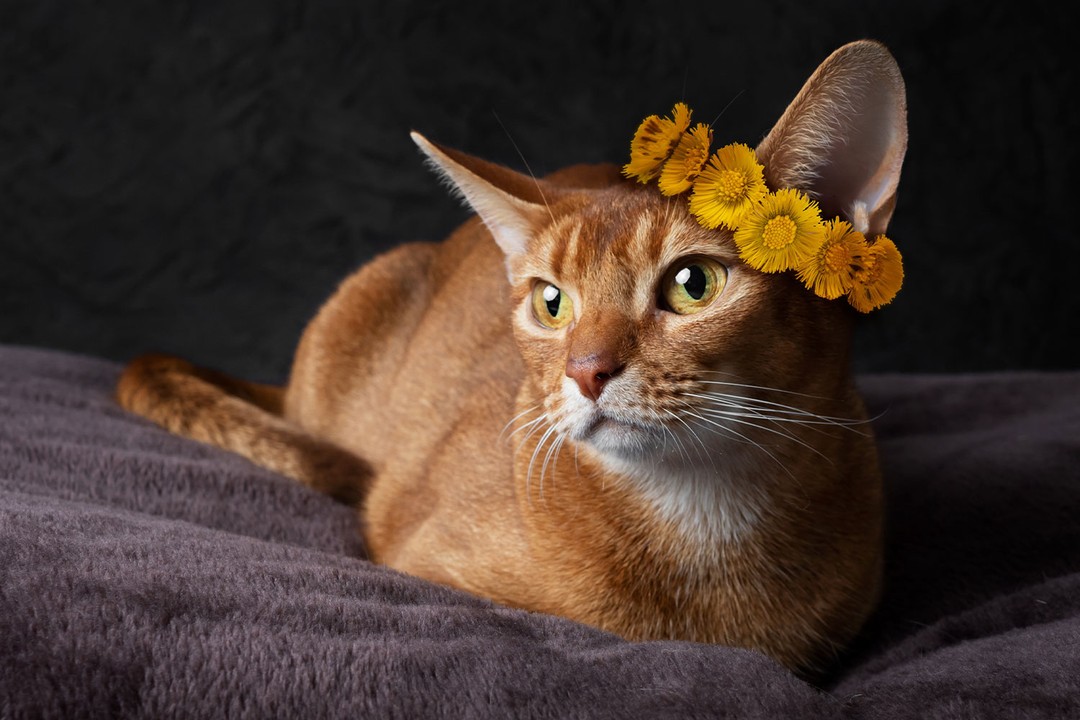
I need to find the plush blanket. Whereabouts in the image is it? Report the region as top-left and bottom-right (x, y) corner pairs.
(1, 345), (1078, 719)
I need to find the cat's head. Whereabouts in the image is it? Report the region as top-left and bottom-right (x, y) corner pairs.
(413, 41), (906, 482)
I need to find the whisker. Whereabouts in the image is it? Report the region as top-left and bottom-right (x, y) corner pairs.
(692, 393), (861, 425)
(708, 89), (745, 129)
(689, 401), (802, 440)
(697, 405), (866, 434)
(665, 408), (716, 472)
(660, 415), (692, 465)
(696, 370), (880, 426)
(492, 109), (555, 225)
(681, 410), (797, 480)
(526, 424), (559, 503)
(500, 404), (543, 443)
(692, 407), (832, 463)
(539, 431), (566, 501)
(680, 390), (838, 461)
(513, 414), (551, 453)
(687, 390), (869, 429)
(552, 434), (570, 500)
(696, 375), (833, 402)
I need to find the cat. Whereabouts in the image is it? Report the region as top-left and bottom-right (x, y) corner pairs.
(116, 40), (907, 673)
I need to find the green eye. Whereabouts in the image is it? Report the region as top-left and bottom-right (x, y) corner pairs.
(531, 282), (574, 329)
(661, 257), (727, 314)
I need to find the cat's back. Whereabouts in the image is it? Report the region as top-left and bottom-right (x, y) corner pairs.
(283, 215), (508, 459)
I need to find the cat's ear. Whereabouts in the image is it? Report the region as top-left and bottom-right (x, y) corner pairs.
(755, 40), (907, 236)
(411, 132), (554, 262)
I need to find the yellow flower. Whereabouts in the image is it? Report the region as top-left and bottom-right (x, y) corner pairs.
(847, 235), (904, 312)
(688, 143), (768, 230)
(623, 103), (692, 183)
(797, 219), (869, 300)
(733, 189), (825, 273)
(658, 123), (713, 195)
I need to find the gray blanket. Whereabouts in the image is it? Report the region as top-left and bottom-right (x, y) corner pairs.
(2, 345), (1078, 718)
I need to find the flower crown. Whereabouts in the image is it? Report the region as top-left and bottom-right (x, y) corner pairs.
(623, 103), (903, 313)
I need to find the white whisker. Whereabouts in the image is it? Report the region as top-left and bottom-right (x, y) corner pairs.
(686, 390), (869, 432)
(526, 424), (559, 502)
(660, 415), (691, 465)
(539, 431), (566, 501)
(697, 405), (864, 435)
(697, 374), (832, 401)
(692, 407), (832, 463)
(681, 409), (797, 481)
(664, 409), (716, 471)
(692, 390), (847, 419)
(513, 414), (550, 453)
(500, 404), (543, 443)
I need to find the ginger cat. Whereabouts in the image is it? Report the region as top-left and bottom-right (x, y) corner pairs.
(117, 40), (907, 672)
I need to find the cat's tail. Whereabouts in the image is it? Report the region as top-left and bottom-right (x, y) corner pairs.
(115, 354), (370, 505)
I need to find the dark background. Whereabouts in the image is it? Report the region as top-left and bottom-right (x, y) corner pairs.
(1, 0), (1075, 383)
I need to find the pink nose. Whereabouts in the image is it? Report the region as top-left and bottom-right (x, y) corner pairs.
(566, 354), (625, 402)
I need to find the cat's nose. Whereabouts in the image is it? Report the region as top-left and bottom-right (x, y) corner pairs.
(566, 354), (625, 402)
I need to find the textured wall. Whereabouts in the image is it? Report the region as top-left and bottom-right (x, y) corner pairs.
(1, 0), (1075, 382)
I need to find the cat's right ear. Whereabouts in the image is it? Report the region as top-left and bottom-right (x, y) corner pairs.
(755, 40), (908, 237)
(411, 132), (554, 266)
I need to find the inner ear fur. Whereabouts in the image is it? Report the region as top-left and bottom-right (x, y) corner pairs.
(755, 40), (908, 236)
(411, 132), (558, 261)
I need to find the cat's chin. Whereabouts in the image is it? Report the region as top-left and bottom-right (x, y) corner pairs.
(577, 414), (667, 462)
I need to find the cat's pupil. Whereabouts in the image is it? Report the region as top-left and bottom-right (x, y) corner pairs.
(543, 284), (561, 317)
(676, 265), (707, 300)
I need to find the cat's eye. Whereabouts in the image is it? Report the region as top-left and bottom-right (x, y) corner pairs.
(660, 257), (727, 314)
(531, 282), (574, 329)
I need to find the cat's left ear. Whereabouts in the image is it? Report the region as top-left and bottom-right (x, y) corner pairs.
(755, 40), (908, 236)
(411, 132), (555, 266)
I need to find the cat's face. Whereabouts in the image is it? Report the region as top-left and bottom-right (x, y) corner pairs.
(411, 38), (907, 488)
(507, 186), (851, 473)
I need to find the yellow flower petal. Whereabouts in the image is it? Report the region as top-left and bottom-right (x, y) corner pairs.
(797, 219), (869, 300)
(658, 123), (713, 195)
(733, 189), (825, 273)
(847, 235), (904, 312)
(688, 143), (768, 230)
(623, 103), (693, 183)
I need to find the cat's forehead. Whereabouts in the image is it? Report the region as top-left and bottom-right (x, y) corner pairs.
(525, 190), (736, 284)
